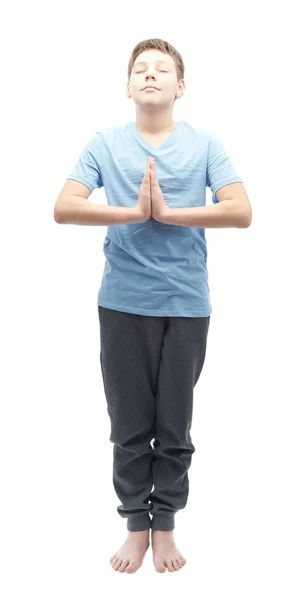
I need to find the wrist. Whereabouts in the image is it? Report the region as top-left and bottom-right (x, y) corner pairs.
(133, 206), (150, 223)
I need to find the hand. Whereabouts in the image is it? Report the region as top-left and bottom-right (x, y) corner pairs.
(135, 156), (152, 220)
(150, 157), (170, 222)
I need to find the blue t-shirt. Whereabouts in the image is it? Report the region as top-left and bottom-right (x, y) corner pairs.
(67, 120), (243, 317)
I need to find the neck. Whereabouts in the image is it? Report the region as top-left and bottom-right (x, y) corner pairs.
(135, 110), (176, 135)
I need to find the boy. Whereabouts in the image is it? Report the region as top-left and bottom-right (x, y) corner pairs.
(54, 38), (252, 574)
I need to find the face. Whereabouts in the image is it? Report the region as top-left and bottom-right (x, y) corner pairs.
(127, 49), (184, 107)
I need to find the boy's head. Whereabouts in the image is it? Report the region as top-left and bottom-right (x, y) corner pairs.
(127, 38), (185, 108)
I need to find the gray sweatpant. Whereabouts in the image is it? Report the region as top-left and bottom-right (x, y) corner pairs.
(98, 305), (210, 532)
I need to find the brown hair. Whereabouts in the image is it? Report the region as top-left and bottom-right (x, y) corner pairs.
(127, 38), (185, 83)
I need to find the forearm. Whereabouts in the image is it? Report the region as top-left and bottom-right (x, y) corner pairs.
(160, 200), (249, 228)
(54, 196), (144, 226)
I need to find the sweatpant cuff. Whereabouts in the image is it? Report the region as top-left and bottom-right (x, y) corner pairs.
(127, 512), (151, 531)
(151, 513), (175, 531)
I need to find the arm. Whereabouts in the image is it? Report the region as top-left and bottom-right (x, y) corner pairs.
(54, 195), (144, 226)
(54, 178), (148, 226)
(159, 182), (252, 228)
(158, 200), (251, 229)
(150, 131), (252, 229)
(151, 158), (252, 229)
(165, 131), (251, 229)
(56, 134), (146, 225)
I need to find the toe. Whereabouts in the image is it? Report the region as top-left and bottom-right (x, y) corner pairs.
(176, 557), (184, 567)
(113, 558), (122, 570)
(167, 560), (175, 572)
(172, 559), (180, 570)
(118, 559), (129, 572)
(125, 561), (139, 573)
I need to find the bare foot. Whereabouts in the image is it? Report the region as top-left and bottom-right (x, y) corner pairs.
(151, 530), (186, 573)
(110, 530), (150, 573)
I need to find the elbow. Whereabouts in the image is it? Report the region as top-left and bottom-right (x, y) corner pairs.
(54, 202), (65, 224)
(243, 209), (253, 228)
(239, 209), (252, 228)
(54, 210), (62, 224)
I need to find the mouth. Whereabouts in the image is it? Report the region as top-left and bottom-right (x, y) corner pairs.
(142, 86), (160, 91)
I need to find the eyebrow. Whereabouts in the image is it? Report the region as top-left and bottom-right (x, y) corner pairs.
(134, 60), (171, 68)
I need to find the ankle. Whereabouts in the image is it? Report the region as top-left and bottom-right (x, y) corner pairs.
(127, 529), (149, 537)
(152, 529), (174, 535)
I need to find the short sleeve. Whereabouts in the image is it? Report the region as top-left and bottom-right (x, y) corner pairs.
(206, 132), (243, 204)
(67, 133), (104, 193)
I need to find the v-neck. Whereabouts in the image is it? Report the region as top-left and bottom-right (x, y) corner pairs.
(130, 120), (183, 154)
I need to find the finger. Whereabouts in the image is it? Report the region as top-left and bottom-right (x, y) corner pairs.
(147, 157), (153, 174)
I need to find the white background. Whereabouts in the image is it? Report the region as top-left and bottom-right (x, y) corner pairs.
(1, 0), (296, 596)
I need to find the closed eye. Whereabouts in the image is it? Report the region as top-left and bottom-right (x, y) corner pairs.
(135, 70), (169, 73)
